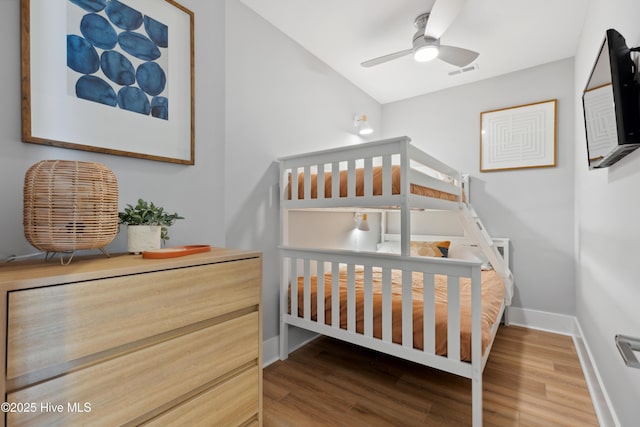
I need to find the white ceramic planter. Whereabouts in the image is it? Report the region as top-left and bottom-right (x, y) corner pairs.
(127, 225), (161, 254)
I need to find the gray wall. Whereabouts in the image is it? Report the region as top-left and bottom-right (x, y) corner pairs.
(224, 0), (382, 343)
(0, 1), (227, 258)
(382, 58), (576, 316)
(574, 1), (640, 424)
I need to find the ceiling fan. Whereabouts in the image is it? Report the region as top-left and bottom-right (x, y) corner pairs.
(361, 0), (479, 68)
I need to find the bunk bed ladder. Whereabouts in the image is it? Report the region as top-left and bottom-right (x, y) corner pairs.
(459, 204), (514, 304)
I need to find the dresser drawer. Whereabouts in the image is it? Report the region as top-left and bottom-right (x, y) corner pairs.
(7, 312), (259, 427)
(144, 366), (260, 427)
(7, 258), (260, 381)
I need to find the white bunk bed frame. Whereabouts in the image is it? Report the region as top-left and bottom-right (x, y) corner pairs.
(278, 136), (514, 426)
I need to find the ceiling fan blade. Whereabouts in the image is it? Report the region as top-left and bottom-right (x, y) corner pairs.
(361, 49), (413, 68)
(424, 0), (467, 40)
(437, 45), (479, 67)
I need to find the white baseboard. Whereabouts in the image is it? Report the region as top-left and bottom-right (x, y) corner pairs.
(573, 319), (619, 427)
(507, 306), (577, 335)
(262, 336), (280, 368)
(263, 327), (319, 368)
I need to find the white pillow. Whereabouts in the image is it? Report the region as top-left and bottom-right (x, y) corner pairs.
(376, 241), (401, 254)
(448, 243), (491, 269)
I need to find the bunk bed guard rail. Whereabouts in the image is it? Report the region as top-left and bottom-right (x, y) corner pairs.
(279, 247), (488, 377)
(279, 136), (463, 211)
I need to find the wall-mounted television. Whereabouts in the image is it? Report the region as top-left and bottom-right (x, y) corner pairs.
(582, 28), (640, 169)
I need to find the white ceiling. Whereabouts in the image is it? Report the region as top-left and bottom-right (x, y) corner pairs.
(238, 0), (588, 104)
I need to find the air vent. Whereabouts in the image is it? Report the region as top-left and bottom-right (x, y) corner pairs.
(448, 64), (479, 76)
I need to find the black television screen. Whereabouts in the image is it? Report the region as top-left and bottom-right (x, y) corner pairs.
(582, 29), (640, 169)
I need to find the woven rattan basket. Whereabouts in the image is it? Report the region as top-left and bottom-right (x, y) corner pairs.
(23, 160), (119, 259)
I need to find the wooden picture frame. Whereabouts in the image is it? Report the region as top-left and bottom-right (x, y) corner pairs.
(480, 99), (557, 172)
(21, 0), (195, 165)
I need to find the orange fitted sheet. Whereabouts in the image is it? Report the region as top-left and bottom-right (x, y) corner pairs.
(287, 165), (459, 202)
(290, 268), (504, 361)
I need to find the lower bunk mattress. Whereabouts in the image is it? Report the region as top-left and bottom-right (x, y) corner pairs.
(289, 267), (505, 361)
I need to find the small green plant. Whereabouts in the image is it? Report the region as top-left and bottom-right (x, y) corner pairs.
(118, 199), (184, 242)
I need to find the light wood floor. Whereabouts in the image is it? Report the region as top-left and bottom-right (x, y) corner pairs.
(263, 326), (599, 426)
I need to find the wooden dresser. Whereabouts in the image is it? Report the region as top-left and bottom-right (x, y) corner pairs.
(0, 248), (262, 427)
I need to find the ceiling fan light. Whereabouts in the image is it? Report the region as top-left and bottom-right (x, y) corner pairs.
(414, 45), (439, 62)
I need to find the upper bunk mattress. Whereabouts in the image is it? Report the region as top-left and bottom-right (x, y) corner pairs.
(287, 165), (459, 202)
(290, 267), (504, 361)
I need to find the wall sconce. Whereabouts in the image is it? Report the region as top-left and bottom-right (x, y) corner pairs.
(354, 212), (370, 231)
(354, 114), (373, 136)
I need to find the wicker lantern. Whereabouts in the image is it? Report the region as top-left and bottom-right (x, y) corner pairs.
(23, 160), (119, 262)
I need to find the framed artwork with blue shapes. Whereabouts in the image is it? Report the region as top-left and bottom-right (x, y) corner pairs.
(21, 0), (195, 165)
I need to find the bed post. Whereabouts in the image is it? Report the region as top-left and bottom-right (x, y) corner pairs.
(279, 161), (289, 360)
(503, 306), (511, 326)
(279, 256), (289, 360)
(399, 140), (410, 256)
(472, 362), (482, 426)
(471, 266), (483, 426)
(400, 207), (410, 256)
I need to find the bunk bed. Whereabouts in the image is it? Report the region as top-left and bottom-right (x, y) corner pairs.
(278, 136), (514, 426)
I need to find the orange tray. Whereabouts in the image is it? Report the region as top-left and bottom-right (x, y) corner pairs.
(142, 245), (212, 259)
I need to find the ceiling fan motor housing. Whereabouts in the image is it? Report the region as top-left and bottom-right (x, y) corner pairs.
(412, 13), (439, 50)
(413, 12), (430, 30)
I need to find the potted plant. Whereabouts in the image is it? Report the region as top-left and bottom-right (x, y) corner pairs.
(118, 199), (184, 254)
